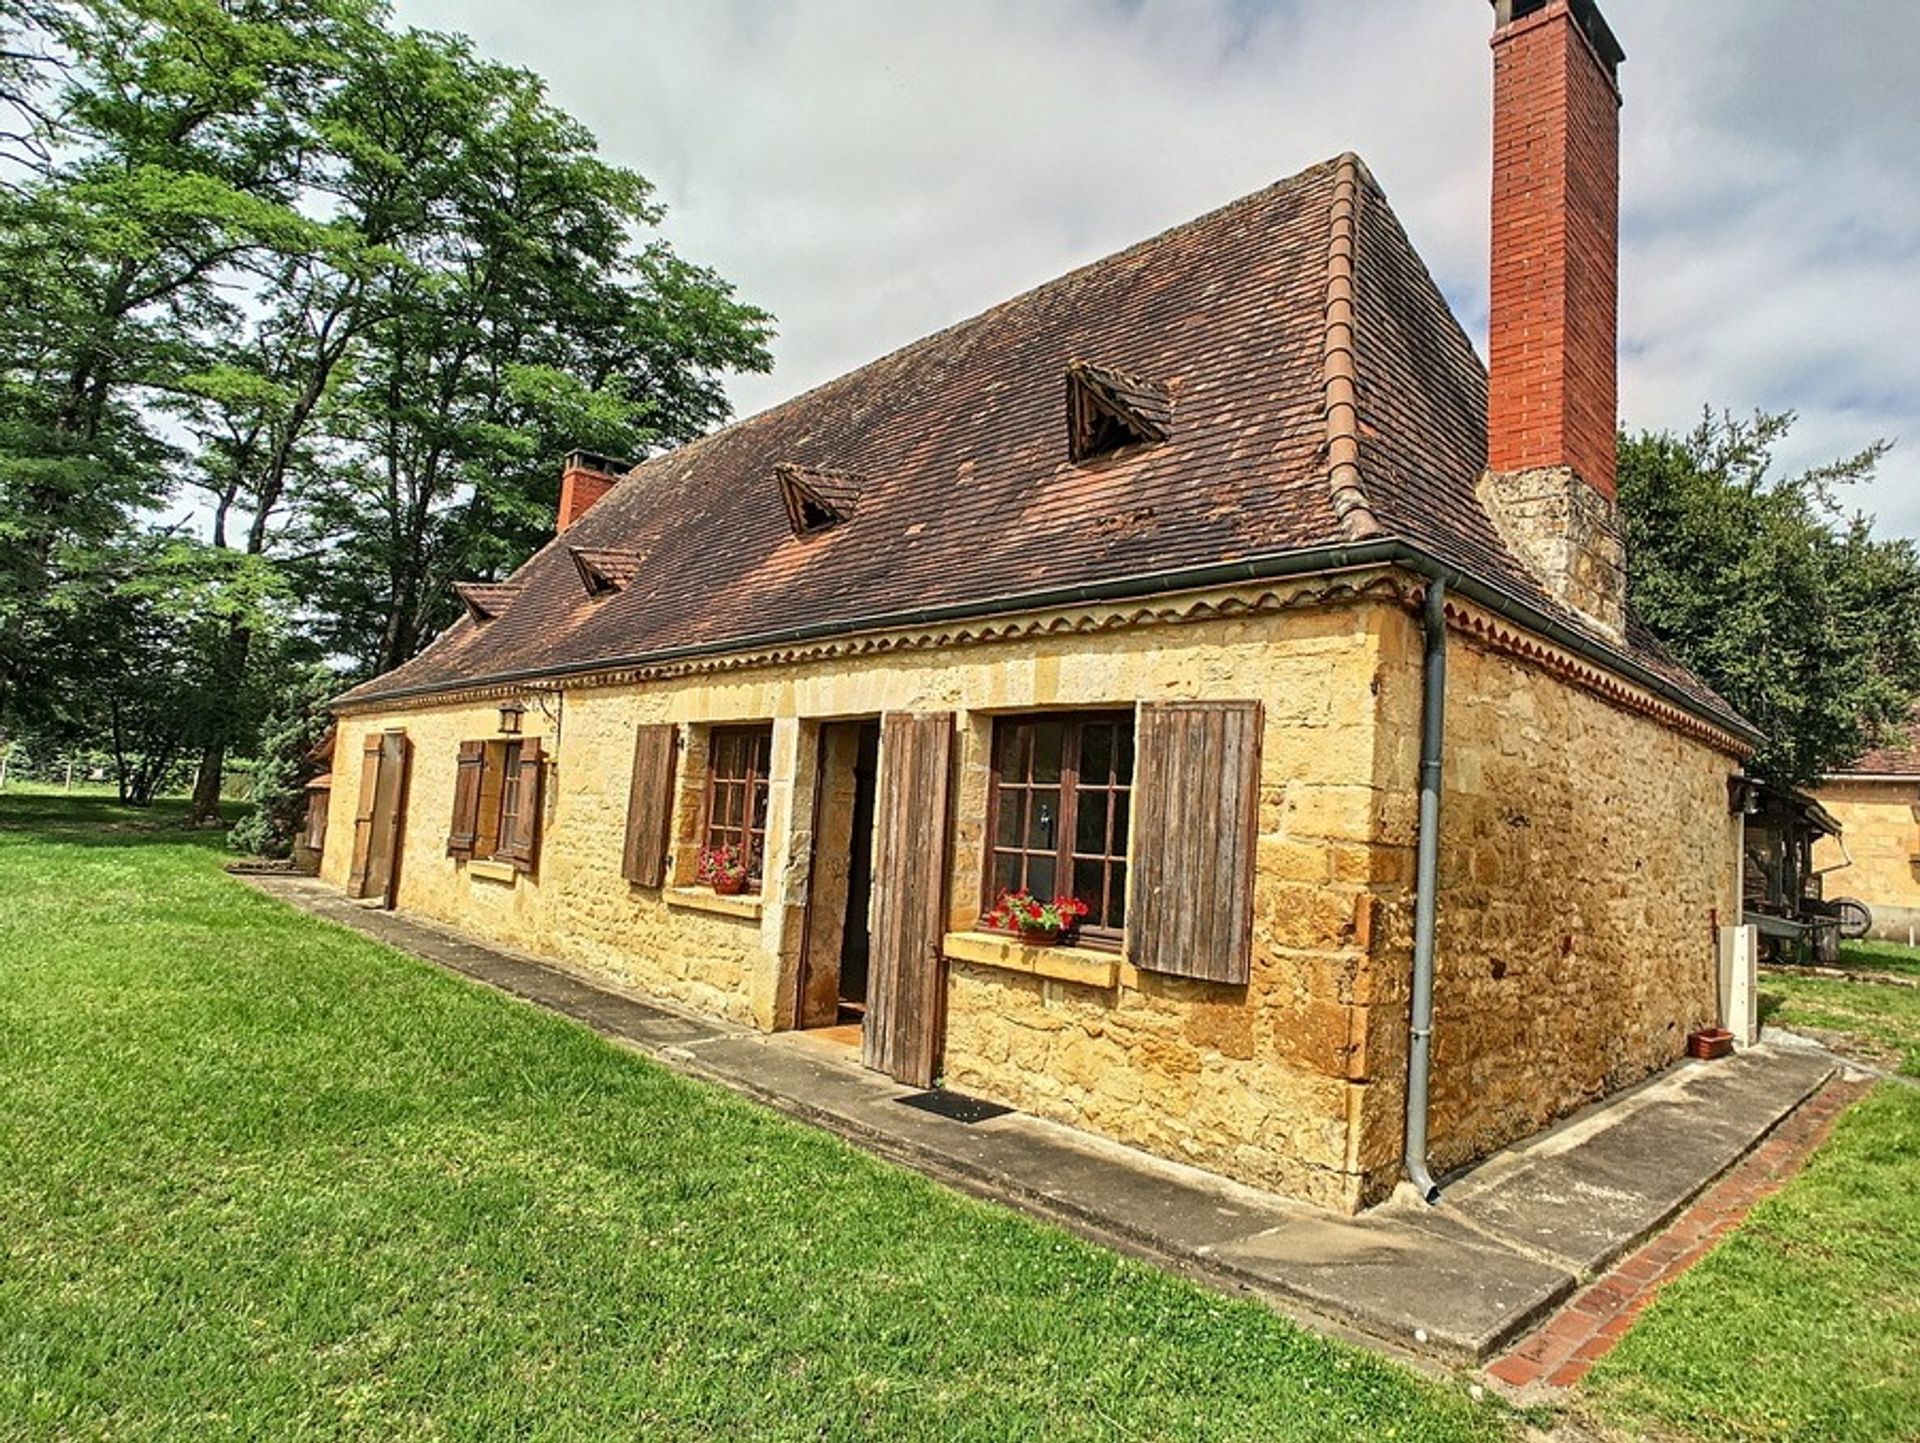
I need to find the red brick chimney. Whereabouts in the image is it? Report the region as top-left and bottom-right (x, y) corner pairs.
(1478, 0), (1628, 640)
(558, 451), (626, 533)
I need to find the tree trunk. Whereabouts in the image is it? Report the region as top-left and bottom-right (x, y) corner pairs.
(185, 622), (254, 825)
(187, 740), (225, 823)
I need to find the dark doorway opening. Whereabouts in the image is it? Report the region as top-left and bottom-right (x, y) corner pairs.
(798, 719), (882, 1032)
(837, 721), (880, 1016)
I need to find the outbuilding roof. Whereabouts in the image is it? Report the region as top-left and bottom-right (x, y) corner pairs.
(1831, 707), (1920, 778)
(337, 154), (1740, 736)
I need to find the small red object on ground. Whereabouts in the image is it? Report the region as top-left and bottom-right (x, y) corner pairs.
(1687, 1028), (1735, 1060)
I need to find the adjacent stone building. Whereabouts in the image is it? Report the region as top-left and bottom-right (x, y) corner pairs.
(1813, 711), (1920, 942)
(321, 0), (1757, 1211)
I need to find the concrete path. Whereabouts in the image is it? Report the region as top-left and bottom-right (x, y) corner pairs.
(249, 876), (1837, 1366)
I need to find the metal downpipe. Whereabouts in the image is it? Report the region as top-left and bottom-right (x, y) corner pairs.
(1404, 578), (1448, 1205)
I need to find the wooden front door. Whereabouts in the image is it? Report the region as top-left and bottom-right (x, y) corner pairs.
(347, 730), (410, 906)
(862, 711), (954, 1087)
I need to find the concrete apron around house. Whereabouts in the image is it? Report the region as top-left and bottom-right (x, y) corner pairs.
(250, 875), (1836, 1367)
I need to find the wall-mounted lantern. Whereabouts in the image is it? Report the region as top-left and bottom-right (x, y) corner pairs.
(498, 700), (525, 735)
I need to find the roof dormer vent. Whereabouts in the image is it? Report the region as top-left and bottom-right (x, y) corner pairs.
(569, 546), (643, 597)
(452, 581), (522, 623)
(1067, 360), (1171, 463)
(775, 462), (864, 537)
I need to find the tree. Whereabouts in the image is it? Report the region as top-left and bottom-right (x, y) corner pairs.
(1, 0), (773, 816)
(32, 534), (295, 805)
(1618, 410), (1920, 786)
(0, 0), (369, 722)
(299, 31), (771, 675)
(228, 662), (334, 857)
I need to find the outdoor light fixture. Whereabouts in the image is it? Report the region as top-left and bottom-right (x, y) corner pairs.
(498, 701), (525, 735)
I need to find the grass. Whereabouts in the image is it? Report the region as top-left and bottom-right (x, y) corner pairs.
(1580, 1084), (1920, 1443)
(1759, 938), (1920, 1078)
(1833, 937), (1920, 982)
(0, 793), (1507, 1442)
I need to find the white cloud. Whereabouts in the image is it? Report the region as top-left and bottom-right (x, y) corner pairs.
(395, 0), (1920, 537)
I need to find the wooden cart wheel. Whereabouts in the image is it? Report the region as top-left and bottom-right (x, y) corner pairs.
(1834, 898), (1873, 941)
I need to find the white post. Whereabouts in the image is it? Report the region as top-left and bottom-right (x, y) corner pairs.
(1718, 924), (1760, 1047)
(64, 756), (73, 791)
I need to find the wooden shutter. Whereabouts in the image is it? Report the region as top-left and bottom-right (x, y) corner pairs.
(346, 732), (384, 897)
(497, 736), (545, 874)
(447, 741), (485, 857)
(1131, 701), (1262, 984)
(622, 724), (678, 886)
(863, 711), (954, 1088)
(364, 731), (410, 907)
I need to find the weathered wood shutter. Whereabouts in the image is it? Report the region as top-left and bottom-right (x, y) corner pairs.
(446, 741), (485, 857)
(359, 733), (410, 901)
(346, 732), (384, 897)
(1131, 701), (1262, 984)
(496, 736), (545, 874)
(621, 724), (677, 887)
(863, 711), (954, 1088)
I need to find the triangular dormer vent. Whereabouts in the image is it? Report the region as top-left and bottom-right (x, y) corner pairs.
(774, 462), (864, 537)
(453, 581), (522, 623)
(1067, 360), (1172, 463)
(569, 546), (644, 597)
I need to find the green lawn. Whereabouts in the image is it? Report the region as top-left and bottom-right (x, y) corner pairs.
(0, 794), (1506, 1442)
(1580, 1084), (1920, 1442)
(1834, 938), (1920, 982)
(1760, 940), (1920, 1077)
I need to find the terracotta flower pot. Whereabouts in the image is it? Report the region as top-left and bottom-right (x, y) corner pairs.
(1019, 926), (1064, 947)
(712, 874), (748, 897)
(1687, 1027), (1735, 1060)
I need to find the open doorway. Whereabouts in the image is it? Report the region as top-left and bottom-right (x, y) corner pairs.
(798, 720), (881, 1039)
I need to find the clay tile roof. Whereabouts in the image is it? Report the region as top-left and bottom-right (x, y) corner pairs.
(451, 582), (522, 623)
(569, 546), (646, 595)
(1834, 706), (1920, 777)
(339, 153), (1739, 735)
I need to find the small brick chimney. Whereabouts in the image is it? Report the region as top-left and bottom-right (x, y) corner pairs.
(558, 451), (627, 533)
(1476, 0), (1628, 641)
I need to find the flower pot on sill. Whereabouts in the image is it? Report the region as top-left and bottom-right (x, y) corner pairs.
(1018, 927), (1067, 947)
(711, 876), (748, 897)
(1687, 1027), (1735, 1060)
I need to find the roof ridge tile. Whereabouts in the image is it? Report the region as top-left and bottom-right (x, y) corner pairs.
(1322, 152), (1382, 541)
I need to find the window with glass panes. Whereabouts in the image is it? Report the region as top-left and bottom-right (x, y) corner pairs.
(493, 739), (524, 856)
(703, 726), (773, 879)
(985, 712), (1134, 943)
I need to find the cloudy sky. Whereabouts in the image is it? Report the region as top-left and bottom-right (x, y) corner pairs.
(396, 0), (1919, 538)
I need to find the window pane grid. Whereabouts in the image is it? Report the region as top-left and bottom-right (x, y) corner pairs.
(704, 728), (773, 880)
(495, 740), (523, 852)
(984, 713), (1134, 938)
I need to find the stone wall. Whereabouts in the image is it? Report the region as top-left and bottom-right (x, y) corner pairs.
(1812, 779), (1920, 939)
(324, 583), (1409, 1210)
(321, 575), (1745, 1212)
(1355, 602), (1742, 1196)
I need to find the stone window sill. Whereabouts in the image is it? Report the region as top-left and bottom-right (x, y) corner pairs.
(666, 885), (764, 921)
(465, 858), (519, 884)
(942, 930), (1121, 989)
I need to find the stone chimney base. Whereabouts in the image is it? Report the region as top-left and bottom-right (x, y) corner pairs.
(1477, 466), (1627, 642)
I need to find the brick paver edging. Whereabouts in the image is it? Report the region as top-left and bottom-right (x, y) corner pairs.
(1485, 1076), (1873, 1392)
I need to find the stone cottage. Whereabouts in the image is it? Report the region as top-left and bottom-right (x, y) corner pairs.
(322, 0), (1758, 1212)
(1814, 710), (1920, 942)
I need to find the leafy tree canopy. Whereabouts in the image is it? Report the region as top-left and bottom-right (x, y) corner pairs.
(0, 0), (773, 815)
(1619, 410), (1920, 787)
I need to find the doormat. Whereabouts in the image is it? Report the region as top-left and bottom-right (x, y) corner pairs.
(896, 1089), (1013, 1124)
